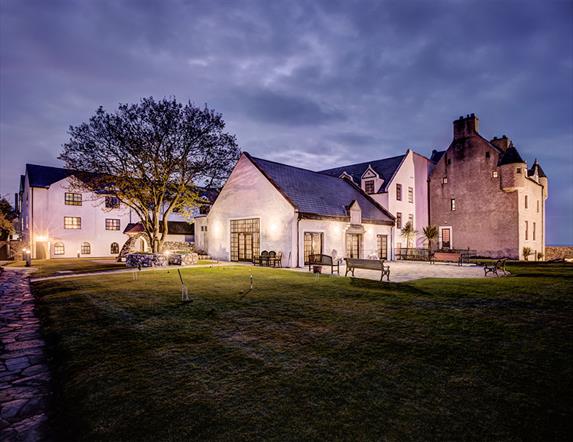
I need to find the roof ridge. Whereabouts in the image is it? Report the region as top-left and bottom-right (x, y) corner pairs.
(318, 153), (406, 173)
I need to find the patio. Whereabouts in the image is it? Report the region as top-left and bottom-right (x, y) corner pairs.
(290, 260), (485, 282)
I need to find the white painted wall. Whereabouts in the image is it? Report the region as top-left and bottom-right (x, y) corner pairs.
(207, 155), (296, 265)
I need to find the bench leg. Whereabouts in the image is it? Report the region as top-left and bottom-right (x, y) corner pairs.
(345, 267), (350, 277)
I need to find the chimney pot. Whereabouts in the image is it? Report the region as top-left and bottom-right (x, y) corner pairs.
(453, 113), (480, 140)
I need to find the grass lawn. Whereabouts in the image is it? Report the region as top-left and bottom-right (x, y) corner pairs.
(34, 263), (573, 441)
(4, 258), (125, 278)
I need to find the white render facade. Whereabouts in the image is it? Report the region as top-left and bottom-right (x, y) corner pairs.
(208, 154), (394, 267)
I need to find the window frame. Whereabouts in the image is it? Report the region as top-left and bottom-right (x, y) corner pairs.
(110, 242), (119, 254)
(53, 242), (65, 255)
(105, 218), (121, 231)
(81, 242), (91, 255)
(64, 216), (81, 230)
(408, 186), (414, 203)
(396, 183), (402, 201)
(450, 198), (456, 211)
(396, 212), (402, 229)
(364, 179), (375, 194)
(64, 192), (82, 206)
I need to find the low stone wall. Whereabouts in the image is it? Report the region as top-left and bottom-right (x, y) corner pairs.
(545, 246), (573, 261)
(160, 241), (194, 253)
(126, 253), (167, 268)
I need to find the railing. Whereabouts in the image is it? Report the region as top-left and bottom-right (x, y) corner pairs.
(394, 248), (478, 263)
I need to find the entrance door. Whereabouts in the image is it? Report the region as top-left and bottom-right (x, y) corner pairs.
(346, 233), (362, 258)
(441, 228), (452, 249)
(304, 232), (323, 264)
(230, 218), (260, 262)
(36, 241), (47, 259)
(377, 235), (388, 259)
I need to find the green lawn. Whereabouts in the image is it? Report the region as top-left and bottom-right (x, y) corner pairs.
(5, 258), (125, 277)
(34, 263), (573, 441)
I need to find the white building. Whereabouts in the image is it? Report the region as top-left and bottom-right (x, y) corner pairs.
(320, 149), (432, 251)
(207, 153), (395, 267)
(19, 164), (196, 259)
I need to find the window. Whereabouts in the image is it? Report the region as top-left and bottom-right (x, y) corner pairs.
(533, 222), (536, 241)
(525, 221), (529, 240)
(447, 158), (452, 165)
(64, 216), (81, 229)
(396, 184), (402, 201)
(442, 177), (448, 184)
(396, 212), (402, 229)
(110, 242), (119, 254)
(364, 180), (375, 194)
(525, 195), (528, 209)
(408, 214), (414, 227)
(492, 171), (498, 178)
(346, 233), (362, 259)
(304, 232), (323, 264)
(53, 242), (65, 255)
(517, 167), (522, 174)
(408, 187), (414, 203)
(450, 199), (456, 211)
(537, 200), (540, 213)
(230, 218), (260, 262)
(81, 242), (91, 254)
(64, 193), (82, 206)
(105, 196), (120, 209)
(377, 235), (388, 260)
(105, 219), (120, 230)
(486, 151), (490, 159)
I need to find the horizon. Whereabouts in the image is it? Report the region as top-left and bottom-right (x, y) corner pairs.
(1, 0), (572, 244)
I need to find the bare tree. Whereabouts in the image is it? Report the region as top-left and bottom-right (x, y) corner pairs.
(59, 97), (240, 253)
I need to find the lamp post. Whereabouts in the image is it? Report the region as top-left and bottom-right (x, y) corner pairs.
(24, 248), (31, 267)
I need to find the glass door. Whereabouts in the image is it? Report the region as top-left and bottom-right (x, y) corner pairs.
(304, 232), (323, 264)
(346, 233), (362, 258)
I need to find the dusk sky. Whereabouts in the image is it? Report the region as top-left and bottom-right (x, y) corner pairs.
(1, 0), (572, 244)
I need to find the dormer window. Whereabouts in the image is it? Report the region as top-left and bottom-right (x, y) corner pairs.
(364, 180), (375, 194)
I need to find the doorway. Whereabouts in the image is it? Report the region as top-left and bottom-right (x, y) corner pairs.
(346, 233), (362, 258)
(440, 227), (452, 249)
(230, 218), (260, 262)
(304, 232), (323, 264)
(36, 241), (47, 259)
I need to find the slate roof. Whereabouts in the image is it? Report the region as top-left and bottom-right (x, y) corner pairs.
(25, 164), (76, 188)
(528, 159), (547, 178)
(246, 153), (394, 224)
(430, 150), (446, 164)
(123, 221), (194, 235)
(318, 154), (405, 193)
(498, 146), (526, 166)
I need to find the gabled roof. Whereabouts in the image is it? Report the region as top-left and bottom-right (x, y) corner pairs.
(498, 145), (526, 166)
(25, 164), (75, 188)
(123, 221), (194, 235)
(318, 154), (406, 192)
(245, 153), (394, 224)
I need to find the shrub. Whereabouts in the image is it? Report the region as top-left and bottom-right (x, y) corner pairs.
(522, 247), (532, 261)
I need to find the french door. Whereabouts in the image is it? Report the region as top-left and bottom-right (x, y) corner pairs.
(304, 232), (323, 264)
(230, 218), (260, 261)
(377, 234), (388, 259)
(441, 227), (452, 249)
(346, 233), (362, 258)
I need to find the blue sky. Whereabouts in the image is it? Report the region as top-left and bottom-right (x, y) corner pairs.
(1, 0), (572, 243)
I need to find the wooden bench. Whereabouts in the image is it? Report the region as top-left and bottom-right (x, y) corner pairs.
(484, 258), (508, 277)
(344, 258), (390, 282)
(308, 254), (340, 274)
(430, 252), (462, 266)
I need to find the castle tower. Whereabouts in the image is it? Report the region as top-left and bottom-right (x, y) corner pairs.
(529, 159), (548, 199)
(499, 144), (527, 191)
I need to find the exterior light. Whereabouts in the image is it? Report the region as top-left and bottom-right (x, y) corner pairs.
(36, 235), (48, 242)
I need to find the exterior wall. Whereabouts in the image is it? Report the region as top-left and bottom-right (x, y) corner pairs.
(297, 218), (393, 267)
(517, 179), (545, 259)
(429, 136), (521, 258)
(23, 176), (134, 258)
(412, 152), (431, 247)
(207, 155), (296, 265)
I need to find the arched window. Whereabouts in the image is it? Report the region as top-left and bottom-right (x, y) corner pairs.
(81, 242), (91, 255)
(110, 242), (119, 254)
(54, 242), (65, 256)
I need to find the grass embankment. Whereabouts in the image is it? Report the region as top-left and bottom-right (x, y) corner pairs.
(34, 263), (573, 441)
(5, 258), (125, 277)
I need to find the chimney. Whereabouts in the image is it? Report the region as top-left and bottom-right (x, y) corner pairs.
(453, 113), (480, 140)
(490, 135), (511, 151)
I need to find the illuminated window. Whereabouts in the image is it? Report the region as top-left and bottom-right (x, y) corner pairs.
(450, 199), (456, 211)
(64, 217), (81, 229)
(53, 242), (65, 255)
(492, 171), (498, 178)
(442, 177), (448, 184)
(81, 242), (91, 254)
(110, 242), (119, 254)
(364, 180), (375, 194)
(65, 193), (82, 206)
(377, 235), (388, 260)
(105, 219), (120, 230)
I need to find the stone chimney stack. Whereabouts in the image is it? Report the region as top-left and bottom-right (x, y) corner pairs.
(490, 135), (511, 151)
(453, 113), (479, 140)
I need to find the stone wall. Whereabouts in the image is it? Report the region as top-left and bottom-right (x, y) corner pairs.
(545, 246), (573, 261)
(160, 241), (194, 253)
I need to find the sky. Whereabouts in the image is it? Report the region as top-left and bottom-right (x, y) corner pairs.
(1, 0), (572, 244)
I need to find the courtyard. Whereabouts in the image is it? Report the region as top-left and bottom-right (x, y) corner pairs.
(28, 262), (573, 441)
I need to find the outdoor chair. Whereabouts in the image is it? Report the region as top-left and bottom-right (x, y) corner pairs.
(253, 250), (269, 266)
(269, 251), (282, 267)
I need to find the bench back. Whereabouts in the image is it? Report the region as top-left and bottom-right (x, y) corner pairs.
(345, 258), (385, 270)
(433, 252), (461, 260)
(309, 254), (333, 265)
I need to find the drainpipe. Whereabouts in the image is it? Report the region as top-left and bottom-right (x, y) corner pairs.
(296, 211), (301, 268)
